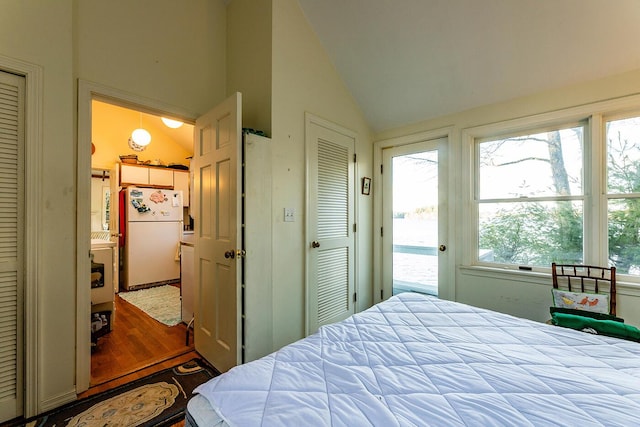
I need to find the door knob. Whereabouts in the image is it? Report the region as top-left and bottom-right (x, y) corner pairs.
(311, 241), (320, 248)
(224, 250), (235, 259)
(439, 245), (446, 252)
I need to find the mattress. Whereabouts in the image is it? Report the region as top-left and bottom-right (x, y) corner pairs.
(189, 292), (640, 426)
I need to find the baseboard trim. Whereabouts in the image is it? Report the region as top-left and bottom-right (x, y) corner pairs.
(39, 388), (77, 413)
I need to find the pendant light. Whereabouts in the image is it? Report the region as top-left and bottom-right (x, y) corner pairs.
(129, 113), (151, 151)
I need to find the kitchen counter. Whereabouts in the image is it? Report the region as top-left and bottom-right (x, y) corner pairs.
(181, 232), (194, 246)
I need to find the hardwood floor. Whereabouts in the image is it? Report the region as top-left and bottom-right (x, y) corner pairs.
(84, 286), (196, 393)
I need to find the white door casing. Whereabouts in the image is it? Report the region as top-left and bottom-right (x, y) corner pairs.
(76, 80), (198, 394)
(375, 131), (451, 303)
(109, 164), (119, 294)
(193, 92), (242, 372)
(306, 114), (356, 335)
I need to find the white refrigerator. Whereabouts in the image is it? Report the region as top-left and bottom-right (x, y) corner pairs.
(123, 187), (183, 291)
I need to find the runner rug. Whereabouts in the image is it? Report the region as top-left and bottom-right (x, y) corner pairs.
(22, 358), (218, 427)
(118, 284), (182, 326)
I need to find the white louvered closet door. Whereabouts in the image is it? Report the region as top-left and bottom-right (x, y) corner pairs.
(0, 71), (24, 422)
(306, 116), (355, 334)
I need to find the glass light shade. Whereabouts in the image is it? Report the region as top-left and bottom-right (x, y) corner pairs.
(131, 128), (151, 146)
(161, 117), (184, 129)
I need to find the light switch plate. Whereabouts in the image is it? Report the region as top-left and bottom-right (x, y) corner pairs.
(284, 207), (295, 222)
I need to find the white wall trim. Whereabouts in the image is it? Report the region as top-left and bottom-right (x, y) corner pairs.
(76, 80), (198, 393)
(39, 389), (77, 413)
(0, 54), (43, 418)
(372, 126), (455, 303)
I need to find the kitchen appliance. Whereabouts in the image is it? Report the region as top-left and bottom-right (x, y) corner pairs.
(121, 187), (183, 291)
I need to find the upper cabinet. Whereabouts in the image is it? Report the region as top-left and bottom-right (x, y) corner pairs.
(119, 163), (189, 206)
(173, 170), (190, 207)
(120, 164), (173, 188)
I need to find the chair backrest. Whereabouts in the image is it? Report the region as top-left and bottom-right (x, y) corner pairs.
(551, 263), (616, 315)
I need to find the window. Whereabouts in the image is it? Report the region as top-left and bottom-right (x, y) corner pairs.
(606, 116), (640, 275)
(476, 124), (586, 267)
(468, 103), (640, 280)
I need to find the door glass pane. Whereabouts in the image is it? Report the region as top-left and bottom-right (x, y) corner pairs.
(392, 150), (438, 296)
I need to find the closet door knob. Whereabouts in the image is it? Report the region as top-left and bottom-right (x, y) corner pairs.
(311, 241), (320, 248)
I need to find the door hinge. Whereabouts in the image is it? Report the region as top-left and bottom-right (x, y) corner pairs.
(380, 227), (384, 237)
(380, 164), (383, 174)
(353, 223), (357, 233)
(353, 292), (357, 303)
(380, 289), (384, 300)
(353, 153), (357, 163)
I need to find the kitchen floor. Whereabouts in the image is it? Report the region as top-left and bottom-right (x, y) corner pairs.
(88, 285), (195, 388)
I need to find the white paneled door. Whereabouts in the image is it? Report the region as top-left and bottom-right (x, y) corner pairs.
(193, 93), (242, 373)
(306, 115), (356, 334)
(0, 71), (24, 422)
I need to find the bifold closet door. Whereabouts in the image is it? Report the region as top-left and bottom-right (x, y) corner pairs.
(0, 70), (25, 422)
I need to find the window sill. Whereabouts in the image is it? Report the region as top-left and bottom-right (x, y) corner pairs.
(458, 264), (640, 297)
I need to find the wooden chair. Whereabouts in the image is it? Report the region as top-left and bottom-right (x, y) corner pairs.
(551, 263), (617, 316)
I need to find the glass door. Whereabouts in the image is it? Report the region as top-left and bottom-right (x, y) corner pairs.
(382, 138), (446, 297)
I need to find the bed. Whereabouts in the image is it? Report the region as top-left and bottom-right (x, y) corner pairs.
(186, 292), (640, 426)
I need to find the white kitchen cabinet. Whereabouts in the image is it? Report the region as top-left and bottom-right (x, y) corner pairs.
(173, 170), (190, 207)
(149, 168), (174, 187)
(120, 164), (148, 186)
(120, 163), (174, 188)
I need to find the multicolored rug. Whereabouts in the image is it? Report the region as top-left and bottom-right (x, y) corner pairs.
(118, 285), (182, 326)
(22, 359), (218, 427)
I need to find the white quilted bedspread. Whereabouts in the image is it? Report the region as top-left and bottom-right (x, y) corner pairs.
(195, 293), (640, 426)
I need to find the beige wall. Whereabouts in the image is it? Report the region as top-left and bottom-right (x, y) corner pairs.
(75, 0), (227, 116)
(376, 68), (640, 327)
(227, 0), (273, 135)
(0, 0), (228, 415)
(270, 0), (373, 349)
(0, 0), (76, 410)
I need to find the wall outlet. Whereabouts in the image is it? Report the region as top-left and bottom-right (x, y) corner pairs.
(284, 207), (295, 222)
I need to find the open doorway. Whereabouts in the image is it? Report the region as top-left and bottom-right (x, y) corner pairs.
(78, 81), (198, 393)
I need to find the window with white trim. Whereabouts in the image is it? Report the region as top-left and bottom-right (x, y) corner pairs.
(476, 123), (586, 267)
(606, 115), (640, 275)
(471, 106), (640, 280)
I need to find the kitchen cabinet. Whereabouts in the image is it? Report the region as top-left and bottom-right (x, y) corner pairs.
(120, 164), (174, 188)
(149, 168), (174, 187)
(173, 170), (190, 207)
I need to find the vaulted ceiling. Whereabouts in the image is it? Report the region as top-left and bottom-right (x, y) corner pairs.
(297, 0), (640, 133)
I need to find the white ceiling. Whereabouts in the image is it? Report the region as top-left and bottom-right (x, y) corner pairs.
(297, 0), (640, 133)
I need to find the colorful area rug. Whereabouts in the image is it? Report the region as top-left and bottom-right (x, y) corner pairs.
(119, 285), (182, 326)
(23, 358), (218, 427)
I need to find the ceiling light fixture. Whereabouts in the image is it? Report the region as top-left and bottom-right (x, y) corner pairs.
(161, 117), (184, 129)
(129, 113), (151, 151)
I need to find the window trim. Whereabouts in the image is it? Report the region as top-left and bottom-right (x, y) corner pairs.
(461, 93), (640, 283)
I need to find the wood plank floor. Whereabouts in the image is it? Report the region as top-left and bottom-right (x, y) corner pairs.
(84, 286), (196, 391)
(81, 287), (200, 427)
